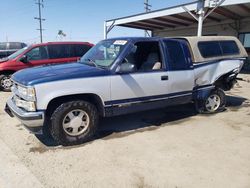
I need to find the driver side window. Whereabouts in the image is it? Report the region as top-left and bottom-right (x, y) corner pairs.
(123, 41), (162, 72)
(26, 46), (48, 61)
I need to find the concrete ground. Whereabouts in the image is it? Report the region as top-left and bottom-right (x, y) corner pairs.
(0, 74), (250, 188)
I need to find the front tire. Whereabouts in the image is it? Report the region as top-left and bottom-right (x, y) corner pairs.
(50, 100), (99, 146)
(0, 74), (13, 92)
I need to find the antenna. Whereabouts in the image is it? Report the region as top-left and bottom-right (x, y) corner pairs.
(34, 0), (45, 43)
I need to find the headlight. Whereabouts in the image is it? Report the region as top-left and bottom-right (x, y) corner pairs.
(17, 85), (36, 101)
(14, 97), (36, 112)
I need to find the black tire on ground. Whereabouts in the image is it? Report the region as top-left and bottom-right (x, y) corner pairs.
(0, 74), (13, 92)
(50, 100), (99, 146)
(195, 88), (226, 114)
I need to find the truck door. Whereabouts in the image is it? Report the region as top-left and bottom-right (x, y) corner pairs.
(109, 40), (172, 107)
(163, 39), (195, 95)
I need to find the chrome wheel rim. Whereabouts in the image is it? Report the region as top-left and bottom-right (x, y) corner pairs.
(205, 94), (221, 112)
(1, 76), (12, 90)
(62, 109), (90, 136)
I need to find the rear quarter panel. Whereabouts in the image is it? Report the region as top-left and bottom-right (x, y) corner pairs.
(193, 59), (244, 86)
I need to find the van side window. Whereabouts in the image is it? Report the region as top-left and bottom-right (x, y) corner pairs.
(72, 44), (92, 57)
(26, 46), (49, 61)
(164, 40), (189, 70)
(48, 44), (70, 59)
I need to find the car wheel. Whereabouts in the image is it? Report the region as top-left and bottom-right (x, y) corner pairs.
(50, 100), (99, 146)
(0, 74), (13, 92)
(195, 88), (226, 114)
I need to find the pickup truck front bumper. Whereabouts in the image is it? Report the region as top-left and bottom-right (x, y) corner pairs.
(5, 96), (44, 134)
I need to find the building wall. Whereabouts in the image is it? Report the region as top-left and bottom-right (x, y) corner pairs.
(153, 18), (250, 37)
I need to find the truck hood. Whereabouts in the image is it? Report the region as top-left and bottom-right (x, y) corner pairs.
(12, 62), (111, 86)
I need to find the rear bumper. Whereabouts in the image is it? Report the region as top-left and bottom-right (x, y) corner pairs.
(5, 96), (45, 134)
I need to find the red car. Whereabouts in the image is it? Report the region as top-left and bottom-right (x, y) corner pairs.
(0, 41), (93, 91)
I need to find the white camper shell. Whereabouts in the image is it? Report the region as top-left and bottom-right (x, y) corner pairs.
(174, 36), (248, 63)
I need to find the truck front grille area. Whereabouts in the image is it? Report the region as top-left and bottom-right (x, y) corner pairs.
(11, 81), (25, 101)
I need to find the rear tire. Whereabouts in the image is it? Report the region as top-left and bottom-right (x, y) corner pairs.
(0, 74), (13, 92)
(195, 88), (226, 114)
(50, 100), (99, 146)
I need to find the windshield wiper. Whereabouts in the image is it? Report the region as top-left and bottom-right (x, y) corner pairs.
(82, 58), (98, 68)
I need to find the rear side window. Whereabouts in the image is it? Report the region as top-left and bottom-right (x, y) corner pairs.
(220, 41), (239, 55)
(72, 44), (92, 57)
(165, 40), (189, 70)
(48, 44), (71, 59)
(198, 41), (222, 57)
(198, 40), (239, 58)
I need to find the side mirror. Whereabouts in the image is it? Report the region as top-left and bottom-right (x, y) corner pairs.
(116, 63), (136, 74)
(19, 55), (29, 63)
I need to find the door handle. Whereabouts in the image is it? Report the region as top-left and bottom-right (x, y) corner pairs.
(161, 75), (168, 81)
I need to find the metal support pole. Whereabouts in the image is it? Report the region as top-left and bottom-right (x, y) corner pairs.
(197, 0), (205, 37)
(104, 22), (107, 39)
(104, 21), (115, 39)
(197, 13), (203, 36)
(183, 0), (224, 37)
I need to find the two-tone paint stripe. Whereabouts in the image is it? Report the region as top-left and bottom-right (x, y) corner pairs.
(193, 58), (245, 68)
(104, 90), (193, 107)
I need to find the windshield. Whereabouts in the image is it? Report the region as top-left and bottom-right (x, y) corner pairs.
(7, 46), (29, 60)
(80, 39), (128, 68)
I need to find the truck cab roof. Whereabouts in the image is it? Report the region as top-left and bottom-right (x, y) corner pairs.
(107, 36), (248, 63)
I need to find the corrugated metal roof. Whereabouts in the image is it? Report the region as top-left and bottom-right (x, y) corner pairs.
(106, 0), (250, 32)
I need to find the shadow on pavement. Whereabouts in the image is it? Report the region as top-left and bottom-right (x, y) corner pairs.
(35, 131), (58, 147)
(35, 103), (197, 147)
(96, 103), (197, 140)
(226, 95), (249, 110)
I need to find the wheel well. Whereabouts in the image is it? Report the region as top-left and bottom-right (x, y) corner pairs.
(0, 70), (16, 75)
(46, 94), (105, 118)
(213, 71), (237, 91)
(214, 74), (227, 87)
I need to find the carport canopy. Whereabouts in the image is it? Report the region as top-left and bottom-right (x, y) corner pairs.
(104, 0), (250, 39)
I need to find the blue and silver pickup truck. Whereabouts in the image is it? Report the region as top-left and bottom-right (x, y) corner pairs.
(5, 36), (248, 145)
